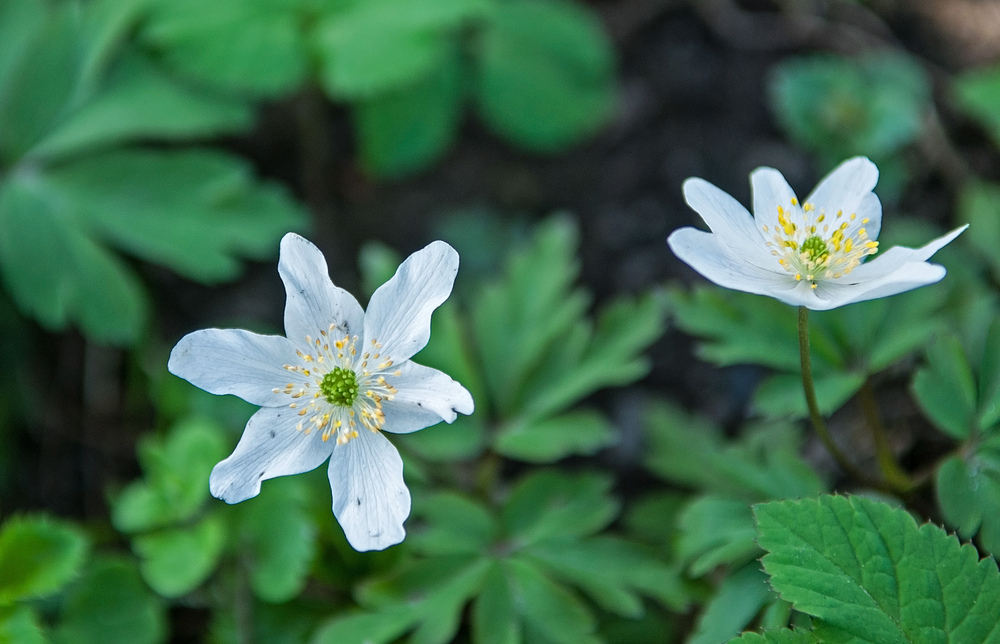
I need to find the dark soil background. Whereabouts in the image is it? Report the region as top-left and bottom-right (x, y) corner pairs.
(6, 0), (999, 591)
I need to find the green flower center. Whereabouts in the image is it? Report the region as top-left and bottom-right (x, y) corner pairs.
(801, 235), (829, 262)
(321, 367), (359, 407)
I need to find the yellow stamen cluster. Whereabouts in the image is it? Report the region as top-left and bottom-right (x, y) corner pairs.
(271, 323), (401, 445)
(763, 199), (879, 289)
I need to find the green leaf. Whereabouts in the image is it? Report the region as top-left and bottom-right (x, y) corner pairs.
(239, 476), (317, 603)
(352, 48), (464, 177)
(0, 1), (46, 106)
(311, 607), (414, 644)
(494, 409), (615, 463)
(753, 371), (865, 419)
(55, 557), (166, 644)
(0, 175), (147, 344)
(506, 558), (599, 644)
(935, 440), (1000, 556)
(727, 629), (819, 644)
(133, 514), (227, 598)
(473, 563), (519, 644)
(142, 0), (308, 96)
(0, 516), (87, 604)
(954, 63), (1000, 147)
(46, 148), (307, 284)
(475, 0), (615, 152)
(756, 495), (1000, 643)
(912, 334), (978, 440)
(689, 564), (774, 644)
(409, 492), (498, 557)
(112, 417), (229, 532)
(769, 52), (930, 164)
(979, 320), (1000, 430)
(502, 470), (618, 544)
(959, 182), (1000, 286)
(643, 401), (825, 501)
(31, 53), (251, 160)
(676, 496), (760, 577)
(0, 606), (44, 644)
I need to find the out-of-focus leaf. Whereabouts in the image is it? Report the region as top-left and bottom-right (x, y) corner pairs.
(311, 607), (414, 644)
(472, 564), (519, 644)
(954, 63), (1000, 147)
(32, 53), (251, 160)
(112, 417), (228, 533)
(753, 371), (864, 419)
(0, 516), (87, 605)
(133, 514), (227, 598)
(936, 436), (1000, 557)
(912, 334), (977, 440)
(0, 1), (46, 106)
(475, 0), (615, 151)
(727, 629), (819, 644)
(501, 470), (618, 544)
(239, 476), (317, 603)
(623, 492), (686, 559)
(676, 496), (759, 577)
(769, 52), (930, 164)
(352, 48), (464, 177)
(142, 0), (308, 96)
(643, 401), (825, 501)
(55, 557), (166, 644)
(495, 409), (615, 462)
(689, 564), (774, 644)
(756, 495), (1000, 642)
(507, 558), (599, 644)
(409, 492), (498, 557)
(0, 605), (44, 644)
(959, 182), (1000, 285)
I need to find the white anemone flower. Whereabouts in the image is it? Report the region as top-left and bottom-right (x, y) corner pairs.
(667, 157), (967, 310)
(168, 233), (474, 551)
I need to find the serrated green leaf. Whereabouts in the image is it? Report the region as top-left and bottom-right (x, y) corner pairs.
(689, 564), (774, 644)
(352, 48), (464, 177)
(473, 563), (519, 644)
(0, 175), (147, 343)
(643, 401), (825, 501)
(954, 63), (1000, 147)
(46, 148), (307, 284)
(0, 605), (44, 644)
(31, 53), (251, 160)
(912, 334), (977, 440)
(475, 0), (615, 152)
(502, 470), (618, 544)
(756, 495), (1000, 643)
(495, 409), (615, 463)
(239, 476), (317, 603)
(112, 417), (228, 532)
(676, 496), (760, 577)
(55, 557), (166, 644)
(727, 629), (818, 644)
(409, 492), (498, 557)
(142, 0), (307, 96)
(0, 516), (87, 605)
(133, 513), (227, 598)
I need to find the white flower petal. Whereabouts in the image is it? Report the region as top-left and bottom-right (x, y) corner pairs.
(380, 361), (474, 434)
(278, 233), (365, 348)
(364, 240), (459, 364)
(682, 178), (773, 267)
(668, 227), (798, 297)
(844, 225), (967, 283)
(168, 329), (300, 406)
(814, 261), (947, 309)
(210, 406), (334, 503)
(329, 430), (410, 551)
(751, 167), (797, 232)
(805, 157), (879, 222)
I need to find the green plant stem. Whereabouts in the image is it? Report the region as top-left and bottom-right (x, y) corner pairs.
(797, 307), (877, 487)
(858, 378), (913, 491)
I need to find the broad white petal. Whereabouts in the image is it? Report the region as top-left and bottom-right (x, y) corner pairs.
(210, 406), (334, 503)
(380, 361), (474, 434)
(168, 329), (300, 406)
(682, 178), (773, 267)
(329, 430), (410, 551)
(750, 167), (797, 232)
(805, 157), (879, 221)
(844, 225), (967, 282)
(668, 228), (797, 297)
(814, 261), (947, 310)
(278, 233), (365, 348)
(364, 241), (459, 364)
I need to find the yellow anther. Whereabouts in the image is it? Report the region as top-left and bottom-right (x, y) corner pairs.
(791, 198), (798, 206)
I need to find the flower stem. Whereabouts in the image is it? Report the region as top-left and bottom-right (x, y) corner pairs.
(797, 307), (876, 486)
(858, 378), (913, 491)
